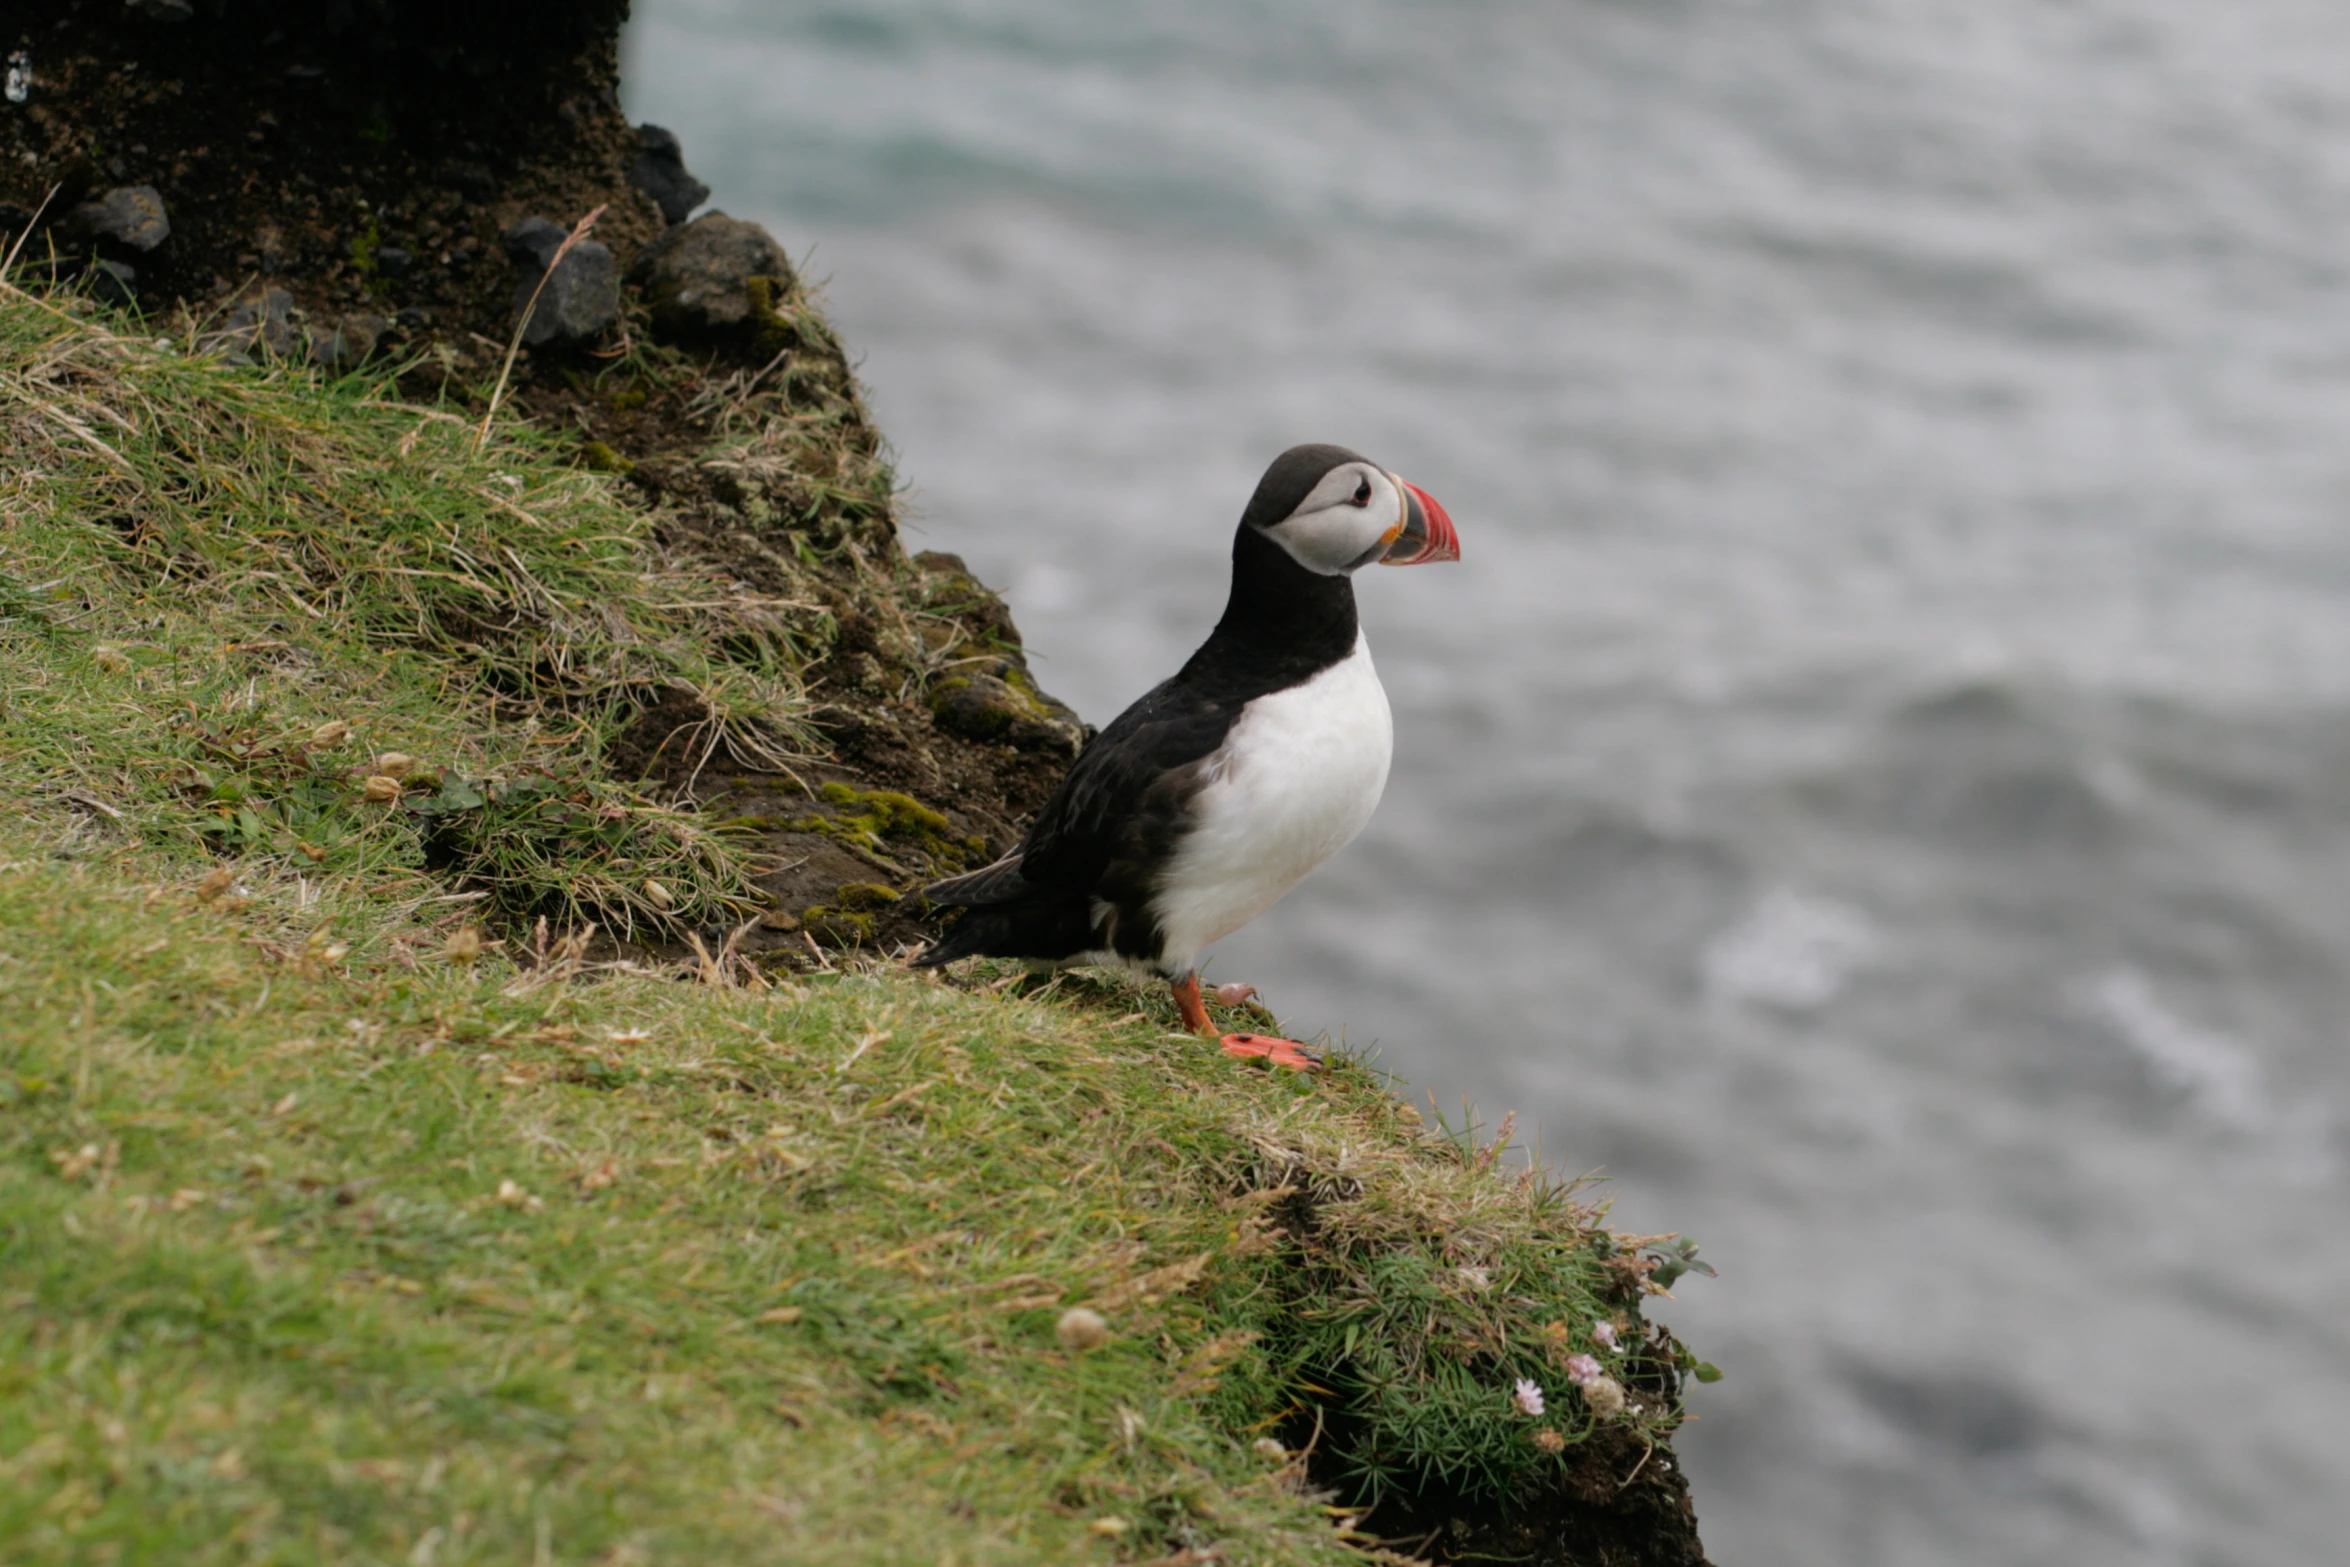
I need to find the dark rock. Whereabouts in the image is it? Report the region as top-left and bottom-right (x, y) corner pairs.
(373, 246), (412, 277)
(502, 217), (566, 266)
(629, 212), (793, 340)
(501, 216), (618, 348)
(393, 307), (431, 330)
(126, 0), (196, 19)
(200, 287), (297, 361)
(309, 313), (387, 367)
(913, 551), (1024, 648)
(88, 260), (139, 309)
(68, 186), (171, 253)
(441, 159), (495, 197)
(630, 124), (711, 226)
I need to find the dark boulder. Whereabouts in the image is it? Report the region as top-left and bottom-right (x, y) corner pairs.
(88, 260), (140, 309)
(629, 212), (793, 340)
(631, 124), (710, 226)
(310, 313), (388, 368)
(201, 287), (297, 361)
(500, 216), (618, 348)
(68, 186), (171, 253)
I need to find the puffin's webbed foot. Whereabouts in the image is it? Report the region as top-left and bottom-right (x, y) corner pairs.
(1219, 1033), (1322, 1072)
(1169, 974), (1319, 1071)
(1175, 972), (1325, 1071)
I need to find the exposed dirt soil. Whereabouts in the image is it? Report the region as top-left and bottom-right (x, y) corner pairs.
(4, 2), (652, 353)
(1344, 1418), (1712, 1567)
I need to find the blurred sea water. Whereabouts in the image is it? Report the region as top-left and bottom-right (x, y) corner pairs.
(622, 4), (2350, 1561)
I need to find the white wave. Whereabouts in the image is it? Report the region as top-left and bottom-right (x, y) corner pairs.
(1702, 888), (1881, 1010)
(2079, 970), (2269, 1131)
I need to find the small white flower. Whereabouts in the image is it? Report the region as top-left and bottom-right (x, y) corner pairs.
(1592, 1321), (1620, 1351)
(1564, 1354), (1604, 1388)
(1512, 1378), (1546, 1417)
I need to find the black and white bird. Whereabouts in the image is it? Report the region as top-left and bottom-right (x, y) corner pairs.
(914, 444), (1459, 1068)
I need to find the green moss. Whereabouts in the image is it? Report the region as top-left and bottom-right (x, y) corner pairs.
(744, 273), (799, 362)
(786, 783), (964, 867)
(823, 782), (939, 829)
(996, 662), (1046, 701)
(579, 439), (634, 475)
(832, 881), (901, 913)
(348, 217), (381, 276)
(797, 904), (874, 946)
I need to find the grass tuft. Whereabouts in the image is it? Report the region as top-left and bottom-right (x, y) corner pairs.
(0, 281), (803, 936)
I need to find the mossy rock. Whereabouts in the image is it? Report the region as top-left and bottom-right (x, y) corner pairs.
(776, 782), (981, 887)
(912, 551), (1022, 649)
(743, 274), (799, 363)
(628, 212), (796, 343)
(831, 881), (900, 913)
(799, 905), (875, 947)
(579, 439), (634, 475)
(794, 782), (959, 849)
(928, 661), (1085, 755)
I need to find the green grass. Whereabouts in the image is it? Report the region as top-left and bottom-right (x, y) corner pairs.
(0, 283), (814, 937)
(0, 856), (1349, 1564)
(0, 281), (1706, 1563)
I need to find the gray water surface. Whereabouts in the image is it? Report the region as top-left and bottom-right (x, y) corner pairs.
(623, 5), (2350, 1561)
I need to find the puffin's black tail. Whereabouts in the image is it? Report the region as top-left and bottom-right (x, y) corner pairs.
(920, 852), (1030, 908)
(912, 851), (1096, 969)
(912, 899), (1097, 969)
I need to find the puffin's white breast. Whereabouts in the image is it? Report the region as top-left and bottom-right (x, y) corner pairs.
(1150, 633), (1392, 969)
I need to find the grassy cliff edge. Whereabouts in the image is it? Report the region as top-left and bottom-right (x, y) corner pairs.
(0, 272), (1713, 1567)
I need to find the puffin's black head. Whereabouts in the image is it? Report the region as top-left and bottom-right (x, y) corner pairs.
(1237, 443), (1460, 577)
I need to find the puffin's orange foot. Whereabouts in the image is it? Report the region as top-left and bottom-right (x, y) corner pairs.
(1220, 1033), (1321, 1072)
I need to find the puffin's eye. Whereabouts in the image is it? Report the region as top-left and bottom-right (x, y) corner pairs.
(1349, 476), (1373, 508)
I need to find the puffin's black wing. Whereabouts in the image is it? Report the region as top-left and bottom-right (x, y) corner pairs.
(914, 677), (1242, 966)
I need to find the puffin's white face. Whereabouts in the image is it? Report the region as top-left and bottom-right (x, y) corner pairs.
(1257, 461), (1460, 576)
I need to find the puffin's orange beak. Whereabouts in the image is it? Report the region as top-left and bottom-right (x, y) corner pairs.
(1378, 477), (1460, 565)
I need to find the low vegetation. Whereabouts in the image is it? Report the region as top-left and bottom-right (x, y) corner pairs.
(0, 279), (1708, 1564)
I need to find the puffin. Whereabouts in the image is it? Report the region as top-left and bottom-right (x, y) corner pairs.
(913, 443), (1459, 1069)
